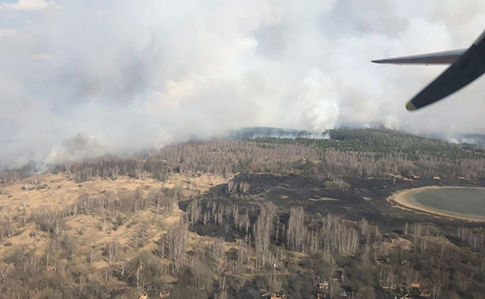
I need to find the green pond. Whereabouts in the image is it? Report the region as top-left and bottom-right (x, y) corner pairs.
(410, 187), (485, 219)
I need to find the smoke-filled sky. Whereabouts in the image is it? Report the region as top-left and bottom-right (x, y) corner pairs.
(1, 0), (485, 169)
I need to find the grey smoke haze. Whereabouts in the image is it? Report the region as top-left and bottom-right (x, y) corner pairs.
(1, 0), (485, 169)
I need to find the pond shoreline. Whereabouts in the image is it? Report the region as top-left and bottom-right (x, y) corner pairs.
(388, 186), (485, 222)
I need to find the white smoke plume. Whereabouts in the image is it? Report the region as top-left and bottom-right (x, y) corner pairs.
(1, 0), (485, 169)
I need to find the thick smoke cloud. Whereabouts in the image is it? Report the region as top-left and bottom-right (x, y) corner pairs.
(1, 0), (485, 168)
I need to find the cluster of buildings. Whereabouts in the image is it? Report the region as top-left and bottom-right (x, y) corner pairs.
(268, 279), (349, 299)
(382, 282), (432, 299)
(268, 281), (433, 299)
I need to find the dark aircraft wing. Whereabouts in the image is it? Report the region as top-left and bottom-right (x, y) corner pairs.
(371, 49), (465, 65)
(372, 29), (485, 111)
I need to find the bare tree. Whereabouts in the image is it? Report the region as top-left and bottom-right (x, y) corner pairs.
(254, 202), (276, 266)
(159, 217), (189, 275)
(286, 205), (307, 252)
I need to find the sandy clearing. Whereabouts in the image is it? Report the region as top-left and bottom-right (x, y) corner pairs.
(0, 173), (227, 217)
(388, 186), (485, 222)
(0, 172), (228, 269)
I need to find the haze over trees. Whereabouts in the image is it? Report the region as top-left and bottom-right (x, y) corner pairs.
(13, 128), (480, 187)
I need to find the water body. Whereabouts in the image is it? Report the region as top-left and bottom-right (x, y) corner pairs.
(410, 187), (485, 219)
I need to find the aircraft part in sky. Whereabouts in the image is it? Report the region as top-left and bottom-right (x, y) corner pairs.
(372, 29), (485, 111)
(371, 49), (465, 65)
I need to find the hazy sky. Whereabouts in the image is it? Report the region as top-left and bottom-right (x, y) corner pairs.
(1, 0), (485, 169)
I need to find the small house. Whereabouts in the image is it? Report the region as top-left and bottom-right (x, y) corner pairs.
(317, 281), (329, 290)
(432, 176), (441, 180)
(270, 292), (286, 299)
(410, 283), (421, 292)
(316, 293), (329, 299)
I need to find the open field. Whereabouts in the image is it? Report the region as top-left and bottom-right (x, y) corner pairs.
(0, 172), (229, 298)
(0, 173), (226, 215)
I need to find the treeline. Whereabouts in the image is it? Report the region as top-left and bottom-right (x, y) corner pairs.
(2, 129), (485, 186)
(52, 140), (321, 182)
(0, 161), (37, 184)
(54, 140), (485, 184)
(256, 128), (483, 160)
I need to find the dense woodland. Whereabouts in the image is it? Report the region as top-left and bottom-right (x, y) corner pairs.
(0, 128), (485, 298)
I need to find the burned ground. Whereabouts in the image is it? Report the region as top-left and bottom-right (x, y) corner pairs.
(183, 173), (485, 237)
